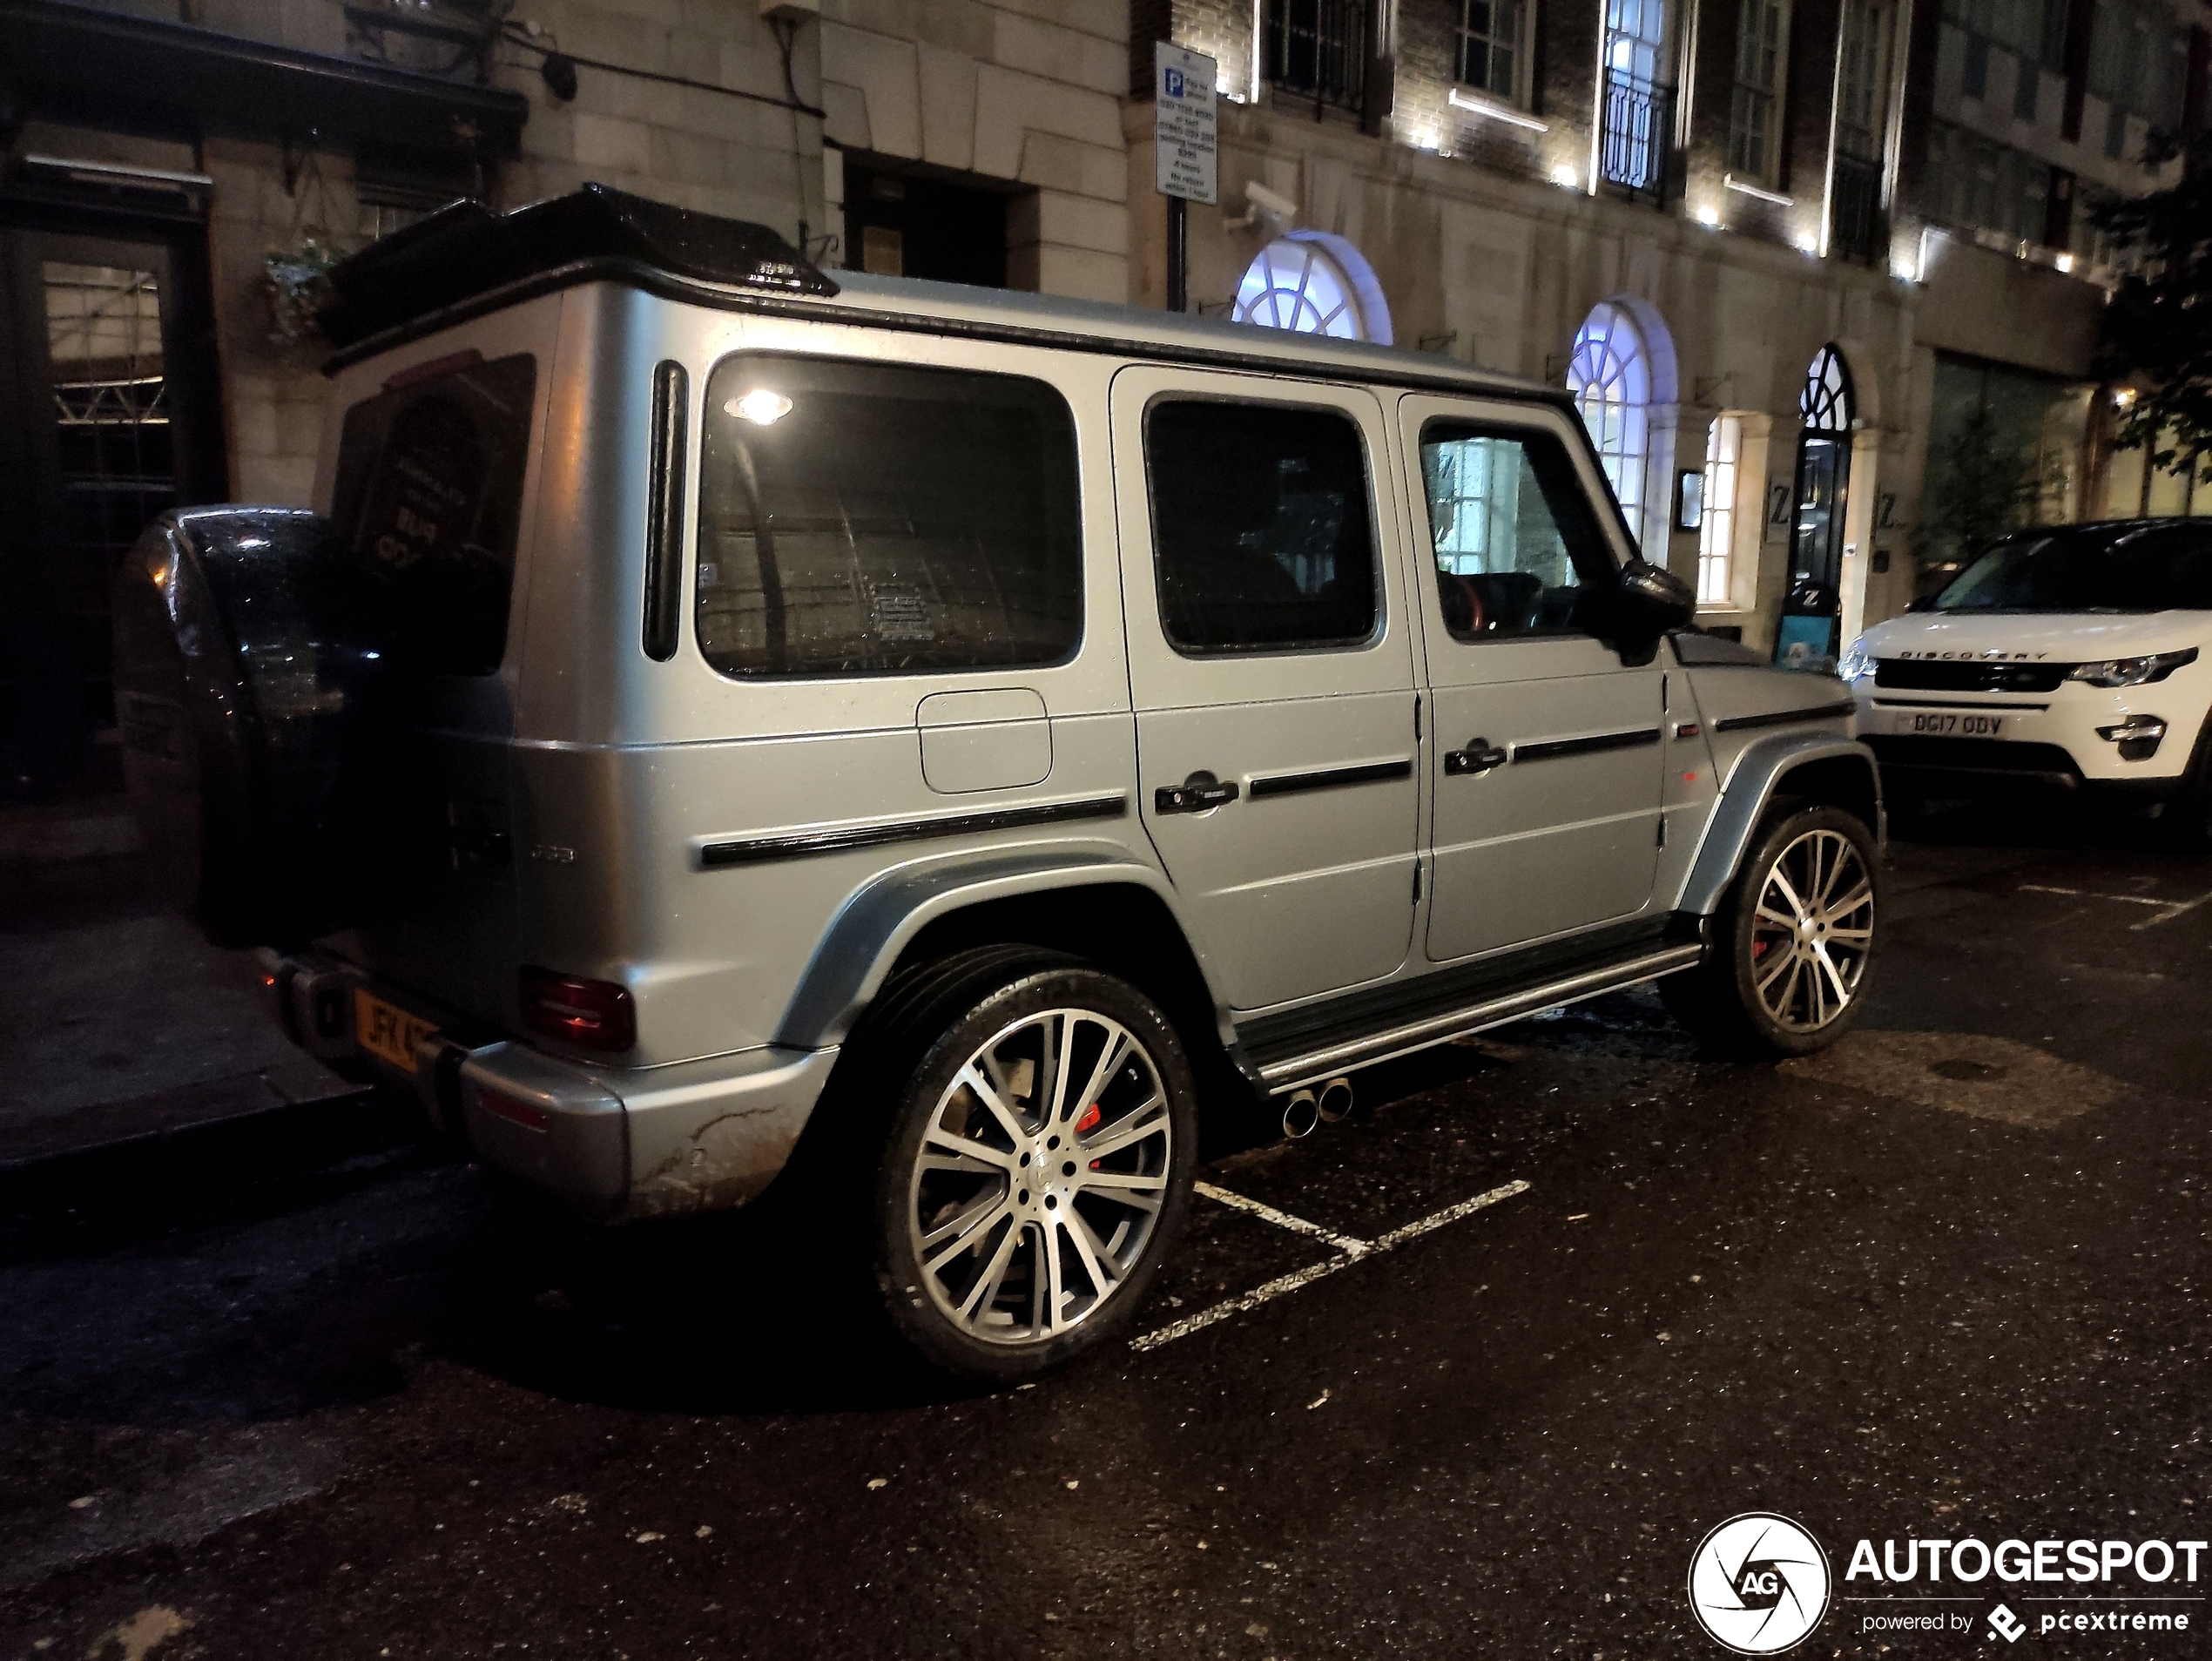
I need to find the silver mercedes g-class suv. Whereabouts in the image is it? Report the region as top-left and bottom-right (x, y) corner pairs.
(115, 187), (1878, 1379)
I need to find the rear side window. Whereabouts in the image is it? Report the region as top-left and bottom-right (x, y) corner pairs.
(694, 354), (1082, 678)
(329, 353), (536, 675)
(1145, 401), (1379, 654)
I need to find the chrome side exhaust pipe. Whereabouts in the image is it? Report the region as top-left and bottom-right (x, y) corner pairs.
(1317, 1076), (1354, 1124)
(1281, 1089), (1319, 1139)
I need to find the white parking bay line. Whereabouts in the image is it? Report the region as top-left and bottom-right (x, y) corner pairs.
(1132, 1179), (1532, 1352)
(2017, 881), (2212, 930)
(2133, 889), (2212, 931)
(2017, 883), (2168, 907)
(1192, 1180), (1372, 1256)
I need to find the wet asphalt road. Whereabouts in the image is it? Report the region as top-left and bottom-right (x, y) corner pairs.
(2, 807), (2208, 1660)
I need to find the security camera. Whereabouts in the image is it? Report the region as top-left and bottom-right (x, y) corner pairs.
(1225, 179), (1298, 238)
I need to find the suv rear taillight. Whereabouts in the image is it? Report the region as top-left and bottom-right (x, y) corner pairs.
(520, 968), (637, 1052)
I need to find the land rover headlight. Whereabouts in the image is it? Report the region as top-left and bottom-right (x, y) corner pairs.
(2064, 648), (2198, 688)
(1837, 638), (1871, 683)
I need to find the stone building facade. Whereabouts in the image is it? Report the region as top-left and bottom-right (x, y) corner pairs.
(0, 0), (2201, 790)
(1122, 0), (2196, 659)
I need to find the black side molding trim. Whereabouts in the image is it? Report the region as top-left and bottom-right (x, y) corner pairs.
(1711, 702), (1858, 733)
(1512, 727), (1662, 764)
(1248, 759), (1414, 799)
(701, 794), (1128, 867)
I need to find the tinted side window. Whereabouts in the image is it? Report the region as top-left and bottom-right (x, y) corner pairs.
(1146, 401), (1379, 654)
(1418, 423), (1613, 642)
(329, 353), (537, 675)
(694, 355), (1082, 678)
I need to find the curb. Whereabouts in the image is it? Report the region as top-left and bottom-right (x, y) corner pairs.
(0, 1084), (422, 1224)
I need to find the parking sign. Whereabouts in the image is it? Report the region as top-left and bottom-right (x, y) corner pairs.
(1154, 42), (1217, 206)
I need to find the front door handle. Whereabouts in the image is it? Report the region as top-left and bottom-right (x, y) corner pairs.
(1155, 771), (1240, 814)
(1443, 739), (1509, 776)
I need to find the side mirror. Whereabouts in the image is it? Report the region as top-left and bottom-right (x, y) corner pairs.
(1612, 557), (1696, 645)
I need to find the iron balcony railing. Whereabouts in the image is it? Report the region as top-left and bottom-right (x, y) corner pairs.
(1600, 69), (1674, 201)
(1830, 152), (1884, 262)
(1264, 0), (1369, 118)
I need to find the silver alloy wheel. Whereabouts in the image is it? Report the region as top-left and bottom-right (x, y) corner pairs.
(1748, 827), (1874, 1031)
(907, 1007), (1171, 1346)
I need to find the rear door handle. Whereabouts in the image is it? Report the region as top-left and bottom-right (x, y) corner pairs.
(1443, 739), (1509, 776)
(1155, 772), (1240, 814)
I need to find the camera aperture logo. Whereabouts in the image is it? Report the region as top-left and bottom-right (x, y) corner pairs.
(1689, 1514), (1833, 1654)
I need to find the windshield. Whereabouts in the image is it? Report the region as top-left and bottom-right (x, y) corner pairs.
(1934, 525), (2212, 613)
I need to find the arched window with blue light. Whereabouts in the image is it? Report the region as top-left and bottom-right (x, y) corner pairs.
(1232, 234), (1393, 344)
(1566, 300), (1652, 541)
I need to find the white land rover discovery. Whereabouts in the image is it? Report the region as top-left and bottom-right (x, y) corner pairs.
(1844, 520), (2212, 834)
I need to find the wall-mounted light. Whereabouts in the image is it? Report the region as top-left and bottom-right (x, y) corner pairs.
(1446, 85), (1549, 132)
(1552, 164), (1580, 189)
(2114, 388), (2137, 409)
(1794, 233), (1819, 255)
(1694, 204), (1720, 227)
(727, 389), (792, 425)
(2054, 252), (2075, 273)
(1722, 172), (1793, 206)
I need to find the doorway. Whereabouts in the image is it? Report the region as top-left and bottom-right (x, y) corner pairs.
(0, 217), (225, 794)
(1777, 344), (1854, 671)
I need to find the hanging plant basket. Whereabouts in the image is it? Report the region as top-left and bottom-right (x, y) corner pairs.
(263, 234), (346, 345)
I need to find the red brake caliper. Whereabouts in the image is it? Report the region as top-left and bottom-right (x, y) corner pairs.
(1075, 1102), (1101, 1166)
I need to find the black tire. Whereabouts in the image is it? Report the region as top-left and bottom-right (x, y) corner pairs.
(1662, 805), (1881, 1059)
(2160, 714), (2212, 848)
(843, 947), (1199, 1381)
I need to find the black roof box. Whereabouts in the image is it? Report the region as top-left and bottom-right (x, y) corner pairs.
(317, 182), (837, 348)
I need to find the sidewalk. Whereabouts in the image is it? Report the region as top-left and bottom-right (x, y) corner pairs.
(0, 795), (368, 1170)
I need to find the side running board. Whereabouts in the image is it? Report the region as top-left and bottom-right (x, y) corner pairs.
(1251, 942), (1703, 1094)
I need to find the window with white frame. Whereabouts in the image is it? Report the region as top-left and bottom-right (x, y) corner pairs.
(1836, 0), (1892, 161)
(1698, 415), (1743, 606)
(1566, 300), (1652, 544)
(1456, 0), (1528, 103)
(1729, 0), (1787, 180)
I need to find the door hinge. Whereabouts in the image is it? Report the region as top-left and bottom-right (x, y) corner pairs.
(1412, 862), (1423, 902)
(1656, 814), (1668, 848)
(1413, 693), (1422, 739)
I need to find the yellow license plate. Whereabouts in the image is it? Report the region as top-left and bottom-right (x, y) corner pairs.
(355, 988), (438, 1075)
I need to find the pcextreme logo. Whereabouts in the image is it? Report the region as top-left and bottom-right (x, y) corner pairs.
(1688, 1514), (1833, 1654)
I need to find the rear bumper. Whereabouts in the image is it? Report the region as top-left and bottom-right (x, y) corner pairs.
(264, 952), (835, 1220)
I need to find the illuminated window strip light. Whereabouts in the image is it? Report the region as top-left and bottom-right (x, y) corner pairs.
(1723, 172), (1794, 206)
(1447, 85), (1549, 132)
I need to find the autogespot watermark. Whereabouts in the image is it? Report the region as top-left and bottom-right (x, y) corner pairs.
(1688, 1514), (1833, 1654)
(1840, 1534), (2206, 1644)
(1687, 1523), (2208, 1650)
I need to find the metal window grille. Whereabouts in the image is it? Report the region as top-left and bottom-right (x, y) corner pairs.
(1264, 0), (1370, 116)
(1601, 0), (1673, 198)
(1829, 154), (1884, 260)
(1601, 69), (1674, 196)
